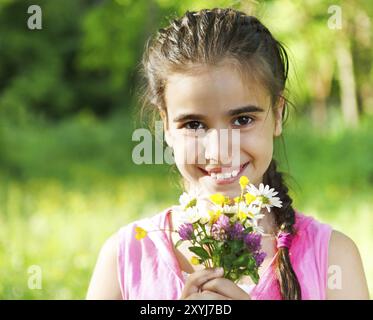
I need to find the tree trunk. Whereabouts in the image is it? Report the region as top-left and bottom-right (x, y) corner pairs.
(311, 99), (328, 130)
(336, 38), (359, 128)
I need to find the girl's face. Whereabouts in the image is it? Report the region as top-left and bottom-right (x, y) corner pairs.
(162, 63), (284, 198)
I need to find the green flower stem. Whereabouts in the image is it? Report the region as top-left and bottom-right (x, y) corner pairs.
(199, 223), (215, 268)
(237, 189), (244, 214)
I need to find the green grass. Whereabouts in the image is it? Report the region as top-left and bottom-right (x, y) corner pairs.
(0, 176), (179, 299)
(0, 112), (372, 299)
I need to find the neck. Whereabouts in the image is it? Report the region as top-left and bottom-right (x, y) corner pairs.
(258, 208), (278, 235)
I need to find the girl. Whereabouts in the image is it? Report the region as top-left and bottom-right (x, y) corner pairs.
(86, 8), (369, 300)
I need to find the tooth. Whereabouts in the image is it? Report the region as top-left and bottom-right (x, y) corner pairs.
(232, 170), (238, 177)
(224, 173), (231, 179)
(211, 173), (217, 178)
(217, 173), (224, 179)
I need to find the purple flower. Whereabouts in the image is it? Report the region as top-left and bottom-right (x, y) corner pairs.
(228, 222), (244, 240)
(253, 251), (266, 267)
(244, 233), (262, 252)
(211, 223), (227, 241)
(178, 223), (194, 240)
(216, 214), (230, 230)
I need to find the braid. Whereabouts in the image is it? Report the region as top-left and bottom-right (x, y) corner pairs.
(263, 159), (302, 300)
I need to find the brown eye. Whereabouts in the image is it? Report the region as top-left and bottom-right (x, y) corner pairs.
(183, 121), (205, 130)
(232, 116), (253, 127)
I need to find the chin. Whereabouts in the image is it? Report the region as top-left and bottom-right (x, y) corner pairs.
(200, 180), (241, 198)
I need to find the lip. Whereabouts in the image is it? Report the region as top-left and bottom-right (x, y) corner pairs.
(198, 161), (250, 185)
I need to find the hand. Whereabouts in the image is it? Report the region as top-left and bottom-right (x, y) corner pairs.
(180, 268), (229, 300)
(201, 276), (251, 300)
(179, 268), (251, 300)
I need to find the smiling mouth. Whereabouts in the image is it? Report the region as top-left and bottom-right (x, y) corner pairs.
(198, 161), (250, 184)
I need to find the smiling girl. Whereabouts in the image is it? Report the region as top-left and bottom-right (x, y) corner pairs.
(86, 8), (369, 300)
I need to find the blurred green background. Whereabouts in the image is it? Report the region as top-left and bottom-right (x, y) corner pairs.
(0, 0), (372, 299)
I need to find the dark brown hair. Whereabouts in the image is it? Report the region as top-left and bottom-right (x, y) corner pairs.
(139, 7), (301, 300)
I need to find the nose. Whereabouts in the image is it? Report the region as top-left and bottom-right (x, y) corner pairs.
(203, 128), (232, 165)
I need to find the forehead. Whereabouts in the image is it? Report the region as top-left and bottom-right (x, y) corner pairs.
(164, 64), (270, 115)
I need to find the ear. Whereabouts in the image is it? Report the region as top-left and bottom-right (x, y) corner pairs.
(159, 108), (173, 148)
(273, 96), (285, 137)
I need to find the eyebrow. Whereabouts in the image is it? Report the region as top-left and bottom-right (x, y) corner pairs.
(172, 105), (265, 122)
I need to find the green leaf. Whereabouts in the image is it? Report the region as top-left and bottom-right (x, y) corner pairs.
(221, 253), (235, 269)
(246, 256), (256, 269)
(200, 238), (215, 245)
(249, 271), (260, 285)
(215, 242), (225, 250)
(189, 246), (210, 260)
(232, 253), (251, 267)
(175, 239), (183, 249)
(231, 272), (239, 281)
(230, 240), (244, 253)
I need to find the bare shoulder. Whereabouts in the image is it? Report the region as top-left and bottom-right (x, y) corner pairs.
(327, 230), (370, 299)
(86, 232), (122, 300)
(329, 230), (359, 255)
(101, 232), (120, 258)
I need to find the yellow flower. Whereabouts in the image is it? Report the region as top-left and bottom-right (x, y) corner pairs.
(135, 226), (147, 240)
(209, 193), (226, 206)
(190, 256), (200, 265)
(244, 192), (256, 205)
(239, 176), (249, 189)
(247, 211), (254, 219)
(237, 210), (248, 222)
(208, 209), (222, 224)
(234, 196), (241, 203)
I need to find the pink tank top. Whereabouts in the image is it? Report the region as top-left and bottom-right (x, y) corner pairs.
(117, 206), (333, 300)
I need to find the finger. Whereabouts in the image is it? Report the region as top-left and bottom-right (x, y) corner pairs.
(180, 268), (224, 299)
(201, 278), (251, 300)
(187, 268), (224, 289)
(201, 290), (232, 300)
(185, 290), (231, 300)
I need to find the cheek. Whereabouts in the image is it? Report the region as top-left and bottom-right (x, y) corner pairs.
(172, 140), (201, 184)
(170, 132), (200, 167)
(241, 130), (274, 165)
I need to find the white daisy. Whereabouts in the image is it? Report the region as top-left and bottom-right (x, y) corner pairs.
(246, 203), (262, 215)
(247, 210), (266, 229)
(175, 191), (212, 225)
(233, 202), (265, 228)
(196, 201), (211, 225)
(246, 183), (283, 212)
(179, 191), (197, 208)
(221, 203), (239, 214)
(243, 218), (265, 234)
(251, 212), (266, 233)
(240, 202), (264, 218)
(177, 206), (201, 224)
(253, 224), (265, 235)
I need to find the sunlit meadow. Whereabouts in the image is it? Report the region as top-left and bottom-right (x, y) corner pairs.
(0, 114), (372, 299)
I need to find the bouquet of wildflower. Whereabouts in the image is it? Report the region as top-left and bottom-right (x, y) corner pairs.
(173, 176), (282, 284)
(135, 176), (282, 285)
